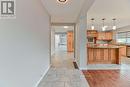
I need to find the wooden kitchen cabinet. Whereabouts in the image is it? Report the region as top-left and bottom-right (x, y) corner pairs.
(97, 32), (105, 40)
(67, 31), (74, 52)
(119, 46), (127, 57)
(87, 47), (120, 64)
(105, 32), (113, 40)
(87, 30), (98, 37)
(97, 32), (113, 40)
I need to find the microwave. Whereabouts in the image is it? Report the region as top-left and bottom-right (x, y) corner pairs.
(87, 37), (95, 43)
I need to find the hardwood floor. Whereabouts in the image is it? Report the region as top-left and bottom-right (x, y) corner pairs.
(83, 70), (130, 87)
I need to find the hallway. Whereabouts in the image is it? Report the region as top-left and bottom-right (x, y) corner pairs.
(38, 52), (89, 87)
(1, 0), (130, 87)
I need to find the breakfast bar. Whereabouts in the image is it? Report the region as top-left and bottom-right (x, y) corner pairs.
(87, 45), (121, 64)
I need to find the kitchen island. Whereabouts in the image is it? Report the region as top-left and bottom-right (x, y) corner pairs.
(87, 45), (122, 64)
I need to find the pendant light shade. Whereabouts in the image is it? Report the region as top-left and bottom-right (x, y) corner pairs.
(91, 18), (95, 30)
(91, 26), (95, 30)
(102, 18), (107, 31)
(88, 18), (117, 31)
(112, 18), (117, 30)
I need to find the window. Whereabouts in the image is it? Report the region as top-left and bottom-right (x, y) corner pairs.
(127, 38), (130, 43)
(116, 31), (130, 44)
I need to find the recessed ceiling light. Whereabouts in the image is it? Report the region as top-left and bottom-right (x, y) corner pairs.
(64, 26), (69, 28)
(57, 0), (68, 4)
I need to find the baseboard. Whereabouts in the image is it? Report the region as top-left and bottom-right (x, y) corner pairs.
(35, 65), (50, 87)
(79, 67), (88, 70)
(51, 52), (55, 56)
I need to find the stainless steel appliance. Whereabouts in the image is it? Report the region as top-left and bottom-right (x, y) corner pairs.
(87, 37), (95, 44)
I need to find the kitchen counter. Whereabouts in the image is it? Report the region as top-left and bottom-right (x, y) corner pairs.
(87, 45), (121, 64)
(87, 45), (121, 49)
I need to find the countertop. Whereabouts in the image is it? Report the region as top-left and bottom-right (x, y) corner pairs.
(114, 43), (130, 46)
(87, 45), (121, 49)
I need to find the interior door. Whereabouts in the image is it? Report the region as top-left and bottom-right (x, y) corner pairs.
(67, 31), (74, 52)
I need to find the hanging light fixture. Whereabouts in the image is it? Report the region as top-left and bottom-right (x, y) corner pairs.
(102, 18), (108, 31)
(112, 18), (117, 30)
(91, 18), (95, 30)
(57, 0), (68, 4)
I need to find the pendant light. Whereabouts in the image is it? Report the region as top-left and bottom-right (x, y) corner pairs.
(112, 18), (117, 30)
(102, 18), (108, 31)
(91, 18), (95, 30)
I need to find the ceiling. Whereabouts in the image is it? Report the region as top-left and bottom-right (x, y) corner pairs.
(87, 0), (130, 30)
(52, 26), (74, 33)
(41, 0), (85, 23)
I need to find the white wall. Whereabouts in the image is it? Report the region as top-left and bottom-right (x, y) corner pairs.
(0, 0), (50, 87)
(117, 25), (130, 32)
(75, 13), (87, 69)
(51, 29), (55, 56)
(75, 0), (95, 69)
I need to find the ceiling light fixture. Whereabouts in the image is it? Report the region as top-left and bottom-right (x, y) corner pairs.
(57, 0), (68, 4)
(102, 18), (107, 31)
(112, 18), (117, 30)
(64, 26), (69, 28)
(91, 18), (95, 30)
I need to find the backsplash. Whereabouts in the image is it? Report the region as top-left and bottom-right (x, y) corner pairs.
(96, 40), (112, 44)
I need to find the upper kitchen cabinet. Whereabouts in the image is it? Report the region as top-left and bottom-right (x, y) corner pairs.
(97, 32), (113, 40)
(97, 32), (105, 40)
(87, 30), (98, 37)
(106, 32), (113, 40)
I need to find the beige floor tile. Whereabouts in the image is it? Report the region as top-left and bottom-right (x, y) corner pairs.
(38, 51), (89, 87)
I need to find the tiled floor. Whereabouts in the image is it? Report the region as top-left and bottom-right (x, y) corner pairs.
(38, 51), (89, 87)
(121, 56), (130, 64)
(38, 51), (130, 87)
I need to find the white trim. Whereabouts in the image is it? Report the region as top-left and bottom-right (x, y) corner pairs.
(35, 66), (50, 87)
(51, 52), (55, 57)
(79, 67), (88, 70)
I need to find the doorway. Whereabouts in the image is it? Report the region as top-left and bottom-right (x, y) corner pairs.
(55, 33), (67, 52)
(50, 25), (75, 64)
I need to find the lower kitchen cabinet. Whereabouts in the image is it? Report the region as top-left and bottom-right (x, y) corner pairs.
(87, 47), (120, 64)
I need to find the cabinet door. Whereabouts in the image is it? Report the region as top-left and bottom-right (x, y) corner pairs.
(98, 32), (113, 40)
(87, 30), (98, 37)
(109, 32), (113, 40)
(105, 32), (113, 40)
(119, 46), (127, 57)
(67, 32), (74, 52)
(88, 48), (94, 61)
(98, 32), (105, 40)
(105, 32), (109, 40)
(98, 32), (102, 40)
